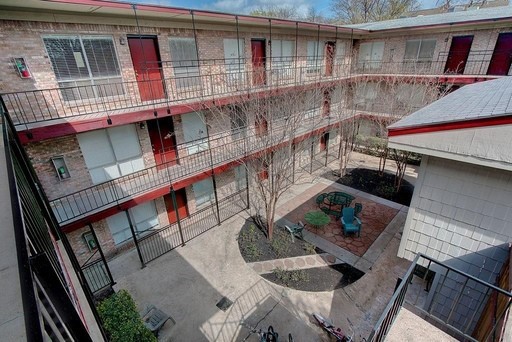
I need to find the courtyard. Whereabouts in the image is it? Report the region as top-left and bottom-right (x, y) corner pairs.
(106, 154), (415, 341)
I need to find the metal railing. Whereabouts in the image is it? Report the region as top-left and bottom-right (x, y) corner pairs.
(50, 112), (337, 224)
(1, 100), (106, 339)
(137, 187), (248, 264)
(369, 253), (512, 342)
(2, 50), (508, 128)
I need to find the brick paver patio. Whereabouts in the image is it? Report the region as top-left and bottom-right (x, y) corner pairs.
(277, 183), (399, 257)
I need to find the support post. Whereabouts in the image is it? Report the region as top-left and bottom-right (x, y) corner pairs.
(125, 210), (146, 268)
(212, 173), (222, 225)
(245, 164), (250, 209)
(87, 223), (115, 287)
(310, 140), (314, 174)
(292, 143), (296, 183)
(170, 187), (186, 246)
(325, 134), (329, 167)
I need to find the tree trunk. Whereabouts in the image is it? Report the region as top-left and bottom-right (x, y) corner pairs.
(266, 196), (276, 240)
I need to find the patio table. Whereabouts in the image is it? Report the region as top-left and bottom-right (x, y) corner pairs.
(320, 191), (356, 217)
(304, 211), (331, 229)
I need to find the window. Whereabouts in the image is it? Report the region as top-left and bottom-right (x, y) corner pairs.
(357, 42), (384, 70)
(77, 124), (144, 184)
(193, 178), (215, 207)
(404, 39), (436, 70)
(106, 201), (160, 245)
(44, 35), (123, 101)
(354, 83), (379, 111)
(307, 41), (324, 73)
(230, 106), (247, 138)
(169, 37), (200, 89)
(235, 165), (247, 190)
(181, 112), (209, 154)
(304, 91), (321, 119)
(272, 40), (294, 75)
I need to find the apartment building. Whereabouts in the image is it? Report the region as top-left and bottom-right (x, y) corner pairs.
(1, 0), (512, 297)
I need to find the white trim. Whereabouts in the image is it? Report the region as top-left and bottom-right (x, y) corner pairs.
(388, 141), (512, 172)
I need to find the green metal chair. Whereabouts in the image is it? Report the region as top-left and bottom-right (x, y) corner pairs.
(354, 203), (363, 218)
(315, 193), (328, 207)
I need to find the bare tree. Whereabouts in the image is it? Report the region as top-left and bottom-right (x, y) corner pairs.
(349, 71), (453, 188)
(202, 86), (328, 240)
(331, 0), (420, 24)
(250, 5), (299, 19)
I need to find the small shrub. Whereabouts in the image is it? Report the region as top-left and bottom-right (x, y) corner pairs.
(376, 183), (395, 199)
(244, 243), (262, 260)
(273, 267), (310, 286)
(97, 290), (156, 342)
(270, 230), (291, 258)
(303, 242), (317, 255)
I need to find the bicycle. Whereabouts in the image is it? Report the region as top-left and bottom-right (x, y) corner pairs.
(242, 323), (294, 341)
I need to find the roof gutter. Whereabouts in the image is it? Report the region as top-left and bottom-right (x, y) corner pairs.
(42, 0), (368, 34)
(388, 114), (512, 137)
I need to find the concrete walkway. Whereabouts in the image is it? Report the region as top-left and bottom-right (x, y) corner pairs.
(108, 153), (415, 341)
(249, 253), (341, 274)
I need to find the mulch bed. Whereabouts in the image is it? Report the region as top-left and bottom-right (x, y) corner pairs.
(238, 218), (324, 263)
(261, 264), (365, 292)
(322, 168), (414, 206)
(238, 217), (366, 291)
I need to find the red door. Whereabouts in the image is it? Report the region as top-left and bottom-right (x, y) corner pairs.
(487, 32), (512, 76)
(325, 42), (336, 76)
(444, 36), (473, 74)
(251, 39), (266, 86)
(147, 117), (178, 167)
(322, 89), (331, 117)
(164, 189), (188, 224)
(128, 37), (165, 101)
(320, 133), (329, 151)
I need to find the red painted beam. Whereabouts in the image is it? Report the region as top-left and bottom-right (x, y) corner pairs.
(388, 114), (512, 137)
(59, 115), (359, 233)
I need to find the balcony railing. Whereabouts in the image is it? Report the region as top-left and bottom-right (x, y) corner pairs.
(2, 50), (507, 128)
(3, 56), (349, 127)
(369, 253), (512, 342)
(50, 113), (338, 224)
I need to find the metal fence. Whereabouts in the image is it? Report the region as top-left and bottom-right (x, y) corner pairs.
(2, 50), (506, 127)
(136, 188), (248, 264)
(368, 253), (512, 342)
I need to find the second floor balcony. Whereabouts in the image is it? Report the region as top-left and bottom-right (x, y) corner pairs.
(50, 113), (342, 226)
(2, 49), (507, 131)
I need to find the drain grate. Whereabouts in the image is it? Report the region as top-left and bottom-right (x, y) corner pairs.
(216, 296), (233, 312)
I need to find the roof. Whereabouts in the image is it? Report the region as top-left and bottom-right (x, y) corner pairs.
(388, 77), (512, 131)
(345, 6), (512, 31)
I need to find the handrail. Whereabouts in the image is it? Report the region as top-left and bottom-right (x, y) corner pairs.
(2, 49), (506, 127)
(369, 252), (512, 342)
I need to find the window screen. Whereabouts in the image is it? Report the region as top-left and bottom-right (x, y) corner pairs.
(169, 38), (200, 89)
(404, 39), (436, 61)
(77, 124), (144, 184)
(44, 35), (123, 101)
(307, 41), (323, 72)
(272, 40), (294, 65)
(193, 178), (215, 207)
(106, 201), (159, 245)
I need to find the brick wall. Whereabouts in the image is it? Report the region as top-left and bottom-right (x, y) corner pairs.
(353, 27), (509, 75)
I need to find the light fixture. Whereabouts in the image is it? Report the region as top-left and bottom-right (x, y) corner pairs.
(139, 122), (145, 129)
(119, 37), (126, 45)
(107, 117), (112, 125)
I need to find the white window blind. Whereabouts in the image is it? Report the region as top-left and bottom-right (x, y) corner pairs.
(77, 124), (144, 184)
(193, 178), (215, 207)
(235, 165), (247, 190)
(404, 39), (436, 72)
(272, 40), (294, 66)
(169, 37), (200, 89)
(357, 42), (384, 69)
(404, 39), (436, 62)
(307, 41), (324, 72)
(181, 112), (208, 154)
(44, 36), (123, 101)
(224, 39), (245, 72)
(107, 201), (159, 245)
